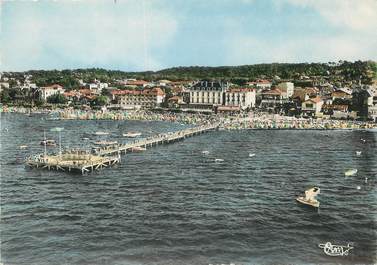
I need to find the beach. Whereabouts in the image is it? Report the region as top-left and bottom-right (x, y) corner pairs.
(2, 106), (377, 131)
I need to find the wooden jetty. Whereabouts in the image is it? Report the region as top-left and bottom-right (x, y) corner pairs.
(93, 123), (219, 156)
(25, 123), (219, 175)
(25, 150), (120, 174)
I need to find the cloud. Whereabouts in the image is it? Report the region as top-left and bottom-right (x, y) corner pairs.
(224, 0), (377, 64)
(284, 0), (377, 31)
(225, 33), (376, 65)
(1, 0), (177, 71)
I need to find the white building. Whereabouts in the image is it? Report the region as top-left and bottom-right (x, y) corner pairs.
(367, 88), (377, 122)
(277, 82), (294, 98)
(113, 87), (165, 109)
(246, 79), (272, 90)
(188, 80), (229, 108)
(87, 82), (108, 93)
(39, 84), (65, 100)
(225, 88), (256, 109)
(301, 96), (324, 117)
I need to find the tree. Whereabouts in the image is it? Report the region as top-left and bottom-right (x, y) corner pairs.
(35, 99), (45, 107)
(0, 89), (11, 103)
(91, 95), (108, 106)
(47, 94), (67, 104)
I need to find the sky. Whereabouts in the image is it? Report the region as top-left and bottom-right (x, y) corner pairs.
(1, 0), (376, 71)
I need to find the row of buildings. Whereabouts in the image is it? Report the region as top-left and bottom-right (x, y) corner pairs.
(2, 75), (377, 121)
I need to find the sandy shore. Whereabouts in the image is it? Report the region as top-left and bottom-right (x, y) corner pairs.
(2, 106), (376, 130)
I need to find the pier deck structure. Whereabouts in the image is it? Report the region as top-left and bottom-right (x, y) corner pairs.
(26, 123), (219, 174)
(25, 151), (120, 175)
(94, 123), (219, 156)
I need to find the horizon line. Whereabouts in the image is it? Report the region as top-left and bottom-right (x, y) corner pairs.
(2, 60), (376, 73)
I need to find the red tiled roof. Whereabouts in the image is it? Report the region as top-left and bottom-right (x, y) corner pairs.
(168, 96), (181, 102)
(79, 89), (92, 96)
(305, 96), (322, 103)
(125, 80), (148, 86)
(247, 79), (271, 85)
(262, 88), (282, 95)
(63, 91), (78, 97)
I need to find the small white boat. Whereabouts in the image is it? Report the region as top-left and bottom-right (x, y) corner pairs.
(82, 137), (90, 141)
(360, 138), (366, 143)
(215, 158), (224, 163)
(356, 151), (362, 156)
(202, 150), (210, 155)
(249, 153), (256, 157)
(131, 146), (146, 152)
(123, 132), (142, 138)
(94, 131), (109, 136)
(296, 187), (320, 208)
(344, 169), (358, 177)
(40, 139), (57, 146)
(19, 145), (28, 150)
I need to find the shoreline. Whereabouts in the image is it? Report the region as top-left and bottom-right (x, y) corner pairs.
(1, 106), (377, 131)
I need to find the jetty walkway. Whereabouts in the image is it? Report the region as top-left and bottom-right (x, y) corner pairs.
(25, 123), (219, 174)
(93, 123), (219, 156)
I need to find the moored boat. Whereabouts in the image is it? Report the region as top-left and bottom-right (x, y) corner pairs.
(40, 139), (57, 146)
(94, 131), (109, 136)
(123, 132), (142, 138)
(344, 169), (358, 176)
(296, 187), (320, 208)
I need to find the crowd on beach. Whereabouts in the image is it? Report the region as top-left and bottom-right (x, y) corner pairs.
(2, 106), (377, 130)
(222, 113), (376, 130)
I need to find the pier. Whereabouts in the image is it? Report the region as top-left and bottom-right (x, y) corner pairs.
(25, 123), (219, 174)
(25, 150), (121, 175)
(93, 123), (219, 156)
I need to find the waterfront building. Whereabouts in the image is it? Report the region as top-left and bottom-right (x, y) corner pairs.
(114, 87), (165, 109)
(167, 96), (185, 108)
(332, 88), (352, 100)
(367, 89), (377, 122)
(122, 79), (150, 88)
(246, 79), (272, 90)
(87, 81), (108, 94)
(277, 82), (294, 98)
(0, 82), (9, 93)
(188, 80), (229, 110)
(39, 84), (65, 100)
(322, 104), (350, 119)
(224, 88), (256, 110)
(301, 96), (324, 117)
(259, 88), (288, 111)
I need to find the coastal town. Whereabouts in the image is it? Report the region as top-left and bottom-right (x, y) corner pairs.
(2, 0), (377, 263)
(1, 62), (377, 129)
